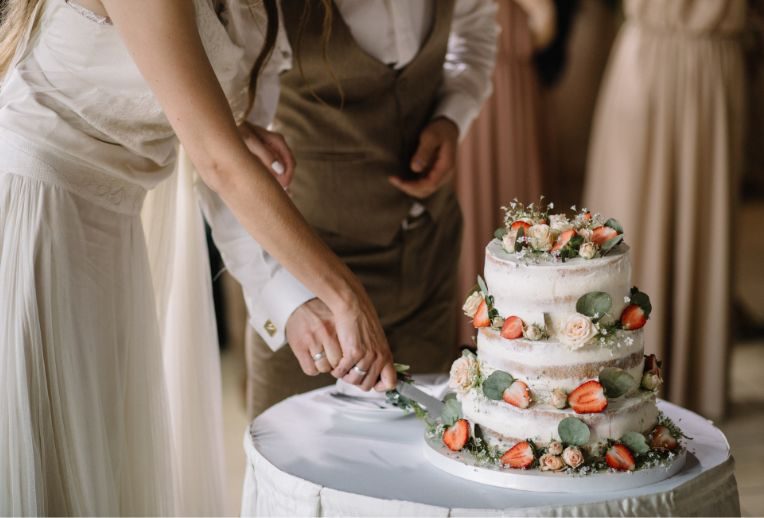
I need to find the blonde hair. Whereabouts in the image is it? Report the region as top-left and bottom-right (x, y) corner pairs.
(0, 0), (43, 77)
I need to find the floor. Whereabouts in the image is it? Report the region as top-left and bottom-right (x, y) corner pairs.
(219, 202), (764, 516)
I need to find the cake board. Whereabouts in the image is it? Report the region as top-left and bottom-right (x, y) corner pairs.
(423, 434), (687, 493)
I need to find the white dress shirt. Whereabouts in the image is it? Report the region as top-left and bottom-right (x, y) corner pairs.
(217, 0), (498, 350)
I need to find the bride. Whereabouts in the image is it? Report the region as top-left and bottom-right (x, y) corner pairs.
(0, 0), (396, 514)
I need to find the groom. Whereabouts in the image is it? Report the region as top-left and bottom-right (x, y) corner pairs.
(245, 0), (498, 417)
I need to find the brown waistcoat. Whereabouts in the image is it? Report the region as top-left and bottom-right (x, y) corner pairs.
(273, 0), (456, 246)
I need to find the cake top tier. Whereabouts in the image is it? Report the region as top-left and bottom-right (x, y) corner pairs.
(495, 198), (625, 264)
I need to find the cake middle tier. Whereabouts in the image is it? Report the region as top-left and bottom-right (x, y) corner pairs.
(477, 327), (645, 400)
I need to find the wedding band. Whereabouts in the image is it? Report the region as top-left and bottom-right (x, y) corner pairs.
(352, 365), (368, 376)
(312, 351), (326, 362)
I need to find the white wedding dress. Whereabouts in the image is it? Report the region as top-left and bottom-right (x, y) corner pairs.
(0, 0), (286, 514)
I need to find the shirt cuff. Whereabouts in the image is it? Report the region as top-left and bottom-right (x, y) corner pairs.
(433, 92), (482, 141)
(246, 268), (316, 351)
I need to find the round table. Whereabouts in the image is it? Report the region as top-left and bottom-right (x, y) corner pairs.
(241, 386), (740, 517)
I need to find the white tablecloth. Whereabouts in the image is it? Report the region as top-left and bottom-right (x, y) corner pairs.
(241, 386), (739, 517)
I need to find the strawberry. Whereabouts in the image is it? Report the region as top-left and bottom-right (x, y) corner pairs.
(473, 300), (490, 328)
(500, 441), (535, 469)
(551, 228), (577, 253)
(591, 225), (618, 246)
(621, 304), (647, 330)
(650, 425), (678, 450)
(442, 419), (470, 452)
(503, 380), (532, 409)
(568, 380), (608, 414)
(500, 316), (524, 340)
(510, 220), (532, 232)
(606, 444), (636, 471)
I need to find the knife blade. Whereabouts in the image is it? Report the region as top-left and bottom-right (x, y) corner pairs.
(396, 381), (445, 418)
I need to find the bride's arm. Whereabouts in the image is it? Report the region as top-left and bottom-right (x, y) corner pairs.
(100, 0), (396, 390)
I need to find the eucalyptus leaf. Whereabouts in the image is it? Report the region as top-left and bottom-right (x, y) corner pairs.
(558, 417), (591, 446)
(576, 291), (612, 318)
(441, 398), (462, 426)
(599, 367), (638, 398)
(443, 392), (458, 403)
(601, 234), (624, 254)
(620, 431), (650, 454)
(494, 227), (508, 240)
(604, 218), (624, 234)
(477, 276), (489, 297)
(482, 370), (514, 401)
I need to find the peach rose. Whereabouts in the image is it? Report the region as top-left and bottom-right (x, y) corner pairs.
(462, 291), (483, 318)
(448, 356), (479, 393)
(539, 453), (565, 472)
(562, 446), (584, 468)
(558, 314), (596, 350)
(547, 441), (563, 455)
(527, 224), (554, 252)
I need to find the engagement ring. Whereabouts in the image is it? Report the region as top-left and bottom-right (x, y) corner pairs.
(352, 365), (368, 376)
(312, 351), (326, 362)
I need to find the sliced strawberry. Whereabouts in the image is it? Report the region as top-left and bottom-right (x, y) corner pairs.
(500, 316), (524, 340)
(503, 380), (532, 409)
(500, 441), (535, 469)
(568, 380), (608, 414)
(510, 220), (532, 232)
(443, 419), (470, 452)
(551, 228), (577, 253)
(650, 425), (678, 450)
(473, 300), (490, 328)
(591, 225), (618, 246)
(621, 304), (647, 330)
(606, 444), (636, 471)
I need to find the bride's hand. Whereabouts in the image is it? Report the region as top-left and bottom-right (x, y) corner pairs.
(329, 286), (397, 392)
(239, 122), (295, 188)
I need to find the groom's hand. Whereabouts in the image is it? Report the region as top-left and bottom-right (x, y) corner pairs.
(286, 298), (343, 376)
(388, 116), (459, 199)
(239, 121), (296, 188)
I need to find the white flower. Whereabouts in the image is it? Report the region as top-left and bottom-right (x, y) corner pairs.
(539, 453), (565, 472)
(558, 314), (597, 350)
(462, 291), (483, 318)
(577, 228), (593, 242)
(641, 371), (662, 391)
(547, 441), (564, 455)
(523, 323), (544, 341)
(448, 356), (480, 394)
(579, 242), (597, 260)
(551, 388), (568, 409)
(502, 229), (518, 252)
(549, 214), (573, 233)
(526, 224), (554, 252)
(562, 446), (584, 468)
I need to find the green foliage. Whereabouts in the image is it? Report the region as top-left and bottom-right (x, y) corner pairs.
(604, 218), (624, 234)
(629, 287), (653, 317)
(482, 370), (514, 400)
(558, 234), (584, 261)
(514, 226), (525, 252)
(576, 291), (612, 319)
(441, 397), (463, 426)
(601, 234), (624, 255)
(494, 227), (508, 240)
(599, 367), (638, 398)
(558, 417), (591, 446)
(621, 432), (650, 454)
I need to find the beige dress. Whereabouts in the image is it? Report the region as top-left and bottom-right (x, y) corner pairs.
(455, 0), (544, 346)
(584, 0), (746, 420)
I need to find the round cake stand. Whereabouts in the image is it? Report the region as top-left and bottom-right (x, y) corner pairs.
(423, 435), (687, 493)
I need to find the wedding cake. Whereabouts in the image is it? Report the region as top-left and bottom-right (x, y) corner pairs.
(441, 199), (683, 474)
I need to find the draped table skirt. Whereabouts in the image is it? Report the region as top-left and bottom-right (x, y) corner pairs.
(241, 387), (739, 517)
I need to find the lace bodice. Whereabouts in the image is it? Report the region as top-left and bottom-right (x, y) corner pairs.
(0, 0), (277, 189)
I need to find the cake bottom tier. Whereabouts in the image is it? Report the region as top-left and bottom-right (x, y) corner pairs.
(460, 389), (658, 450)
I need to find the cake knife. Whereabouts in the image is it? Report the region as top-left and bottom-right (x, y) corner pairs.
(396, 381), (445, 419)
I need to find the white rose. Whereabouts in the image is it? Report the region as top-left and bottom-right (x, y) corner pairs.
(462, 291), (483, 318)
(539, 453), (565, 472)
(579, 242), (597, 260)
(526, 224), (554, 252)
(547, 441), (564, 455)
(502, 229), (518, 252)
(523, 323), (544, 341)
(562, 446), (584, 468)
(448, 356), (479, 393)
(558, 314), (597, 350)
(549, 214), (573, 233)
(550, 388), (568, 409)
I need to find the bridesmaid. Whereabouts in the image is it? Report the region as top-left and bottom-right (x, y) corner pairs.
(584, 0), (747, 420)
